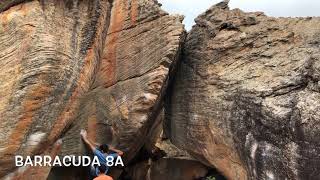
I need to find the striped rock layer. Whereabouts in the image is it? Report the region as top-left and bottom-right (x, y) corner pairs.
(166, 2), (320, 180)
(0, 0), (185, 179)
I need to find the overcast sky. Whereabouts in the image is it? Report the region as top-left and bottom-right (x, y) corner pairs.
(158, 0), (320, 30)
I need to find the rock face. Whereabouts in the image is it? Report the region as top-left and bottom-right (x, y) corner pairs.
(166, 2), (320, 180)
(2, 0), (320, 179)
(0, 0), (184, 179)
(148, 158), (208, 180)
(121, 111), (210, 180)
(122, 138), (210, 180)
(147, 138), (209, 180)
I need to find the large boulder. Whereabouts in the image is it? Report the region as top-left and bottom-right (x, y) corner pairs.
(166, 1), (320, 180)
(0, 0), (185, 179)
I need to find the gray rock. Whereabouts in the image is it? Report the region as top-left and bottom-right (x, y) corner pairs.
(166, 2), (320, 180)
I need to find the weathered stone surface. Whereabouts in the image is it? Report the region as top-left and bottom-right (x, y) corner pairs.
(166, 1), (320, 180)
(122, 110), (209, 180)
(6, 139), (63, 180)
(4, 0), (320, 179)
(59, 0), (185, 164)
(147, 158), (208, 180)
(148, 138), (209, 180)
(123, 132), (209, 180)
(0, 0), (113, 177)
(0, 0), (184, 179)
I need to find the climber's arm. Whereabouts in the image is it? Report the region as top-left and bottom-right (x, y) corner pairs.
(80, 130), (96, 152)
(87, 138), (100, 148)
(94, 142), (101, 147)
(109, 145), (124, 156)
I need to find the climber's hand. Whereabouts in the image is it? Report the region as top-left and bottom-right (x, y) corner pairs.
(55, 139), (63, 146)
(80, 129), (95, 151)
(80, 129), (87, 138)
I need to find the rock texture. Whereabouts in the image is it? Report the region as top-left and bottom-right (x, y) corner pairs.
(147, 138), (209, 180)
(166, 1), (320, 180)
(3, 0), (320, 179)
(148, 158), (209, 180)
(122, 140), (210, 180)
(123, 122), (209, 180)
(0, 0), (184, 179)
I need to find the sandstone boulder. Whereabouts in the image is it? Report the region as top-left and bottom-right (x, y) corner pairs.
(0, 0), (185, 179)
(166, 1), (320, 180)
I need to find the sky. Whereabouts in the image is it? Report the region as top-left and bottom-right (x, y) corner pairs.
(158, 0), (320, 30)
